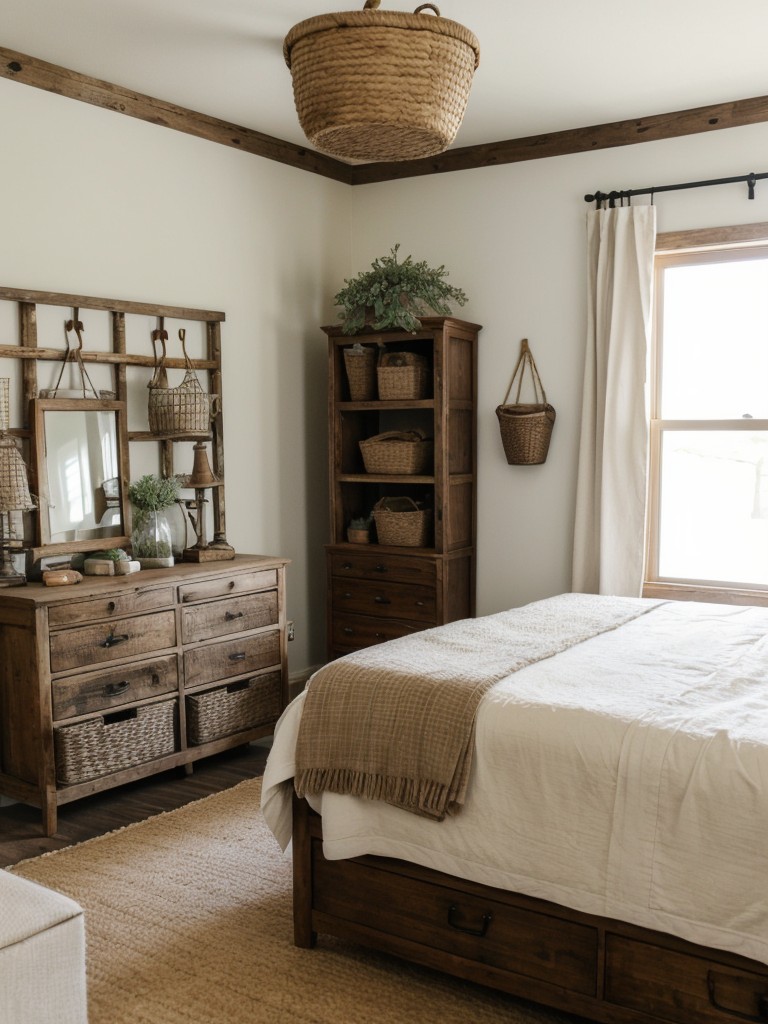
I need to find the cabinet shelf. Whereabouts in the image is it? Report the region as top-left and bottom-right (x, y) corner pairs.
(326, 318), (480, 660)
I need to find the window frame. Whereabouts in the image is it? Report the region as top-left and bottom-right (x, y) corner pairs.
(643, 221), (768, 607)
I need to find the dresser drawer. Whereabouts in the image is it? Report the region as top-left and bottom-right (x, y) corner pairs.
(330, 551), (435, 585)
(331, 578), (436, 622)
(178, 569), (277, 605)
(313, 844), (597, 994)
(332, 613), (423, 650)
(48, 586), (174, 627)
(52, 655), (179, 721)
(50, 611), (177, 674)
(184, 629), (280, 688)
(181, 591), (278, 644)
(606, 935), (768, 1024)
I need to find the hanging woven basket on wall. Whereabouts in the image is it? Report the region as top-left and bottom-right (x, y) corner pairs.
(283, 1), (480, 163)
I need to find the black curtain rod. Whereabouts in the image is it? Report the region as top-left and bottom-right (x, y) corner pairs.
(584, 170), (768, 207)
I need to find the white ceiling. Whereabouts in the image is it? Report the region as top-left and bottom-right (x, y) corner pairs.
(4, 0), (768, 155)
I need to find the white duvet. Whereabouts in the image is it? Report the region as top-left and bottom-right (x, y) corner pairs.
(262, 597), (768, 966)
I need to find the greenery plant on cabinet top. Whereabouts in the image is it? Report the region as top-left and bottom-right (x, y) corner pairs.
(334, 244), (468, 335)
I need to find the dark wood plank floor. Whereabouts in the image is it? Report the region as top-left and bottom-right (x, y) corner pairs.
(0, 740), (270, 868)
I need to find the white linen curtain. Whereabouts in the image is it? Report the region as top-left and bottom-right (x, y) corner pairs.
(572, 205), (656, 596)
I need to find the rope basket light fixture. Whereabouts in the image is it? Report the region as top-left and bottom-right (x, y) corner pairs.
(283, 0), (480, 163)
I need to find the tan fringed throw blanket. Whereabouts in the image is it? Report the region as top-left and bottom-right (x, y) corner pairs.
(295, 593), (662, 820)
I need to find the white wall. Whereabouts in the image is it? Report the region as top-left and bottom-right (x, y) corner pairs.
(4, 71), (768, 669)
(349, 123), (768, 616)
(0, 78), (351, 672)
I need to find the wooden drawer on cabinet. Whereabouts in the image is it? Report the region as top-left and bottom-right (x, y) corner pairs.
(184, 629), (280, 688)
(52, 654), (179, 721)
(331, 578), (436, 622)
(333, 614), (423, 650)
(178, 569), (277, 605)
(50, 611), (177, 674)
(48, 586), (174, 627)
(181, 591), (278, 644)
(330, 551), (435, 585)
(606, 935), (768, 1024)
(313, 844), (597, 995)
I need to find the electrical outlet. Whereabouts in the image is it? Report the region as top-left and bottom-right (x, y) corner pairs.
(287, 620), (295, 642)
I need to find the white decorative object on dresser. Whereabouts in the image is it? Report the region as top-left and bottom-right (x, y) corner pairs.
(0, 554), (288, 835)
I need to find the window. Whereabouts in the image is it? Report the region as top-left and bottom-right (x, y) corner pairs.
(645, 224), (768, 602)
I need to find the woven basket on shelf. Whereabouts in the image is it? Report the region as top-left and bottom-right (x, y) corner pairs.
(283, 2), (480, 162)
(374, 496), (432, 547)
(54, 699), (177, 786)
(148, 328), (219, 437)
(360, 430), (432, 475)
(496, 339), (556, 466)
(377, 351), (431, 400)
(343, 343), (378, 401)
(186, 673), (282, 746)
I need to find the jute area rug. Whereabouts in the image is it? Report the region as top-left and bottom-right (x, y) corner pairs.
(9, 778), (580, 1024)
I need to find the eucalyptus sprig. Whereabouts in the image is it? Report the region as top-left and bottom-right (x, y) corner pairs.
(334, 244), (468, 335)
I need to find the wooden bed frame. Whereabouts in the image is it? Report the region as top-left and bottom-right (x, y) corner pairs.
(293, 796), (768, 1024)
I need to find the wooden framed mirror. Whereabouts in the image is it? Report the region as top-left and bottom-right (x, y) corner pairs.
(30, 397), (130, 560)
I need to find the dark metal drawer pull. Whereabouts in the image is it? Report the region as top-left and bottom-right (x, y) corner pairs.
(100, 632), (129, 648)
(374, 564), (387, 573)
(105, 680), (129, 696)
(343, 627), (354, 635)
(229, 652), (247, 662)
(374, 595), (391, 604)
(342, 562), (353, 570)
(707, 971), (768, 1021)
(225, 611), (244, 621)
(107, 601), (116, 614)
(447, 904), (493, 938)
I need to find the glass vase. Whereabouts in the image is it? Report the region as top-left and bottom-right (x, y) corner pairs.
(131, 508), (174, 568)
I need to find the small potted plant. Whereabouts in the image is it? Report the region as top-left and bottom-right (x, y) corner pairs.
(128, 474), (181, 568)
(347, 513), (373, 544)
(334, 244), (468, 335)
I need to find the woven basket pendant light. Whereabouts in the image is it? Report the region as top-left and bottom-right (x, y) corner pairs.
(283, 0), (480, 163)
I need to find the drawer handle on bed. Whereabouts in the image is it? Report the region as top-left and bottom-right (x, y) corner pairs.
(374, 595), (391, 605)
(707, 971), (768, 1021)
(447, 904), (493, 938)
(105, 680), (129, 696)
(225, 611), (244, 621)
(100, 632), (129, 648)
(374, 564), (387, 573)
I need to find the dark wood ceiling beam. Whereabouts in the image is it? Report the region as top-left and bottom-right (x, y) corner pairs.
(4, 45), (768, 186)
(349, 94), (768, 184)
(0, 46), (354, 185)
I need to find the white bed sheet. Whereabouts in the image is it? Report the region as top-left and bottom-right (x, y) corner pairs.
(262, 597), (768, 966)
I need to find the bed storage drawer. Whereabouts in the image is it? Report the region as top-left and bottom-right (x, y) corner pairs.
(312, 843), (597, 995)
(606, 935), (768, 1024)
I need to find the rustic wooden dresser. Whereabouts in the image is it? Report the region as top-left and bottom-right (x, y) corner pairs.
(0, 554), (288, 834)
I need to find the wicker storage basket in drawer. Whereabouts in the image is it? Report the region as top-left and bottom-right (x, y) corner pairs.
(54, 699), (177, 785)
(359, 430), (432, 475)
(186, 672), (282, 745)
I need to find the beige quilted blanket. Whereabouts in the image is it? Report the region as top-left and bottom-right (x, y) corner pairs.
(294, 593), (661, 819)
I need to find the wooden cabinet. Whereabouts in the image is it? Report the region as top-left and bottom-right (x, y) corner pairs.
(325, 317), (480, 658)
(0, 554), (288, 835)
